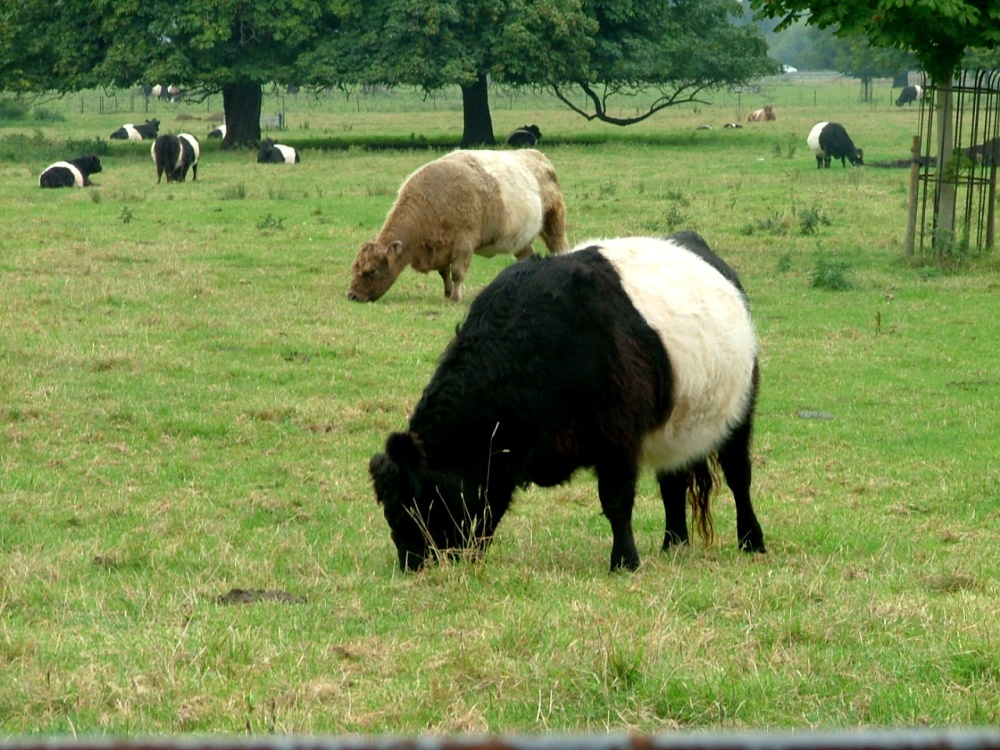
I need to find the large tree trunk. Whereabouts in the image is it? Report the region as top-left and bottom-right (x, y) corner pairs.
(221, 81), (263, 149)
(460, 74), (495, 147)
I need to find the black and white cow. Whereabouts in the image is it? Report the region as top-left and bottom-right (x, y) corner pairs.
(151, 133), (200, 183)
(807, 121), (864, 168)
(505, 124), (542, 148)
(257, 137), (300, 164)
(39, 155), (103, 188)
(895, 85), (923, 107)
(208, 123), (226, 139)
(148, 84), (183, 102)
(369, 231), (765, 573)
(110, 118), (160, 141)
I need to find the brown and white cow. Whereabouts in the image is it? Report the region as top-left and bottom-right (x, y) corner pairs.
(347, 149), (568, 303)
(747, 105), (777, 122)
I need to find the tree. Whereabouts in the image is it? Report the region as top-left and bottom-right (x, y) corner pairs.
(750, 0), (999, 84)
(0, 0), (342, 148)
(751, 0), (1000, 245)
(307, 0), (779, 145)
(833, 38), (914, 101)
(550, 0), (780, 126)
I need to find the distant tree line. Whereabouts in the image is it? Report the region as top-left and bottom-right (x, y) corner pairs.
(0, 0), (779, 148)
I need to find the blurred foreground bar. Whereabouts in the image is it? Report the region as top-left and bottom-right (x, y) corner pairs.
(4, 731), (1000, 750)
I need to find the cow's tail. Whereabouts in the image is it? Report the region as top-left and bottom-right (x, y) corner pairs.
(687, 457), (717, 547)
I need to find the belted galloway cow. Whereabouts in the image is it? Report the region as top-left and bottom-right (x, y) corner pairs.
(370, 231), (766, 572)
(348, 149), (567, 303)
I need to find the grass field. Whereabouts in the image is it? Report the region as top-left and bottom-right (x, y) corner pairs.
(1, 78), (998, 736)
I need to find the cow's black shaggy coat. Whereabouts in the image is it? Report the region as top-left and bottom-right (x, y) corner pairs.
(39, 155), (103, 188)
(370, 233), (765, 572)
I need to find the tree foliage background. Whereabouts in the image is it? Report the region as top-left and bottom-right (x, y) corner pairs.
(0, 0), (778, 146)
(749, 0), (1000, 82)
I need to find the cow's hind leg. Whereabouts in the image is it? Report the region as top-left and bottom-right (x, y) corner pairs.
(447, 247), (474, 303)
(657, 469), (689, 551)
(541, 199), (568, 254)
(438, 267), (454, 299)
(717, 418), (765, 553)
(514, 246), (535, 261)
(596, 460), (641, 571)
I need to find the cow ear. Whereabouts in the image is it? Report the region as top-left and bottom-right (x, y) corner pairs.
(385, 431), (425, 471)
(387, 240), (403, 257)
(369, 452), (400, 507)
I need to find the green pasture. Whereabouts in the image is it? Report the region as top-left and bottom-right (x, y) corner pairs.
(1, 79), (998, 736)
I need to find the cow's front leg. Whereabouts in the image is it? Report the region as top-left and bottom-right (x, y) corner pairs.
(597, 461), (640, 571)
(514, 245), (535, 261)
(438, 267), (454, 299)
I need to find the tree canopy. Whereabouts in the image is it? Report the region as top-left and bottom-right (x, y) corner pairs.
(749, 0), (1000, 82)
(0, 0), (341, 147)
(309, 0), (779, 141)
(1, 0), (778, 146)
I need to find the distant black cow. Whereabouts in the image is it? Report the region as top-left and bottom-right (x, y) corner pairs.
(39, 155), (103, 188)
(110, 119), (160, 141)
(151, 133), (200, 183)
(964, 137), (1000, 167)
(895, 85), (923, 107)
(807, 121), (864, 168)
(257, 137), (300, 164)
(369, 232), (765, 572)
(505, 124), (542, 148)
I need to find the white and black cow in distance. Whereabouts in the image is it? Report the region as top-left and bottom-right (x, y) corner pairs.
(895, 85), (923, 107)
(143, 84), (183, 102)
(808, 121), (864, 168)
(110, 118), (160, 141)
(208, 123), (226, 139)
(151, 133), (200, 183)
(39, 155), (103, 188)
(505, 124), (542, 147)
(257, 137), (300, 164)
(370, 231), (765, 573)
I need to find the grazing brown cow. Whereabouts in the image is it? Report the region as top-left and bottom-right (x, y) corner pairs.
(747, 105), (777, 122)
(347, 149), (568, 303)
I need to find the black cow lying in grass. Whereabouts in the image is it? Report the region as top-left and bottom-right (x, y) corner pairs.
(39, 155), (103, 188)
(110, 119), (160, 141)
(370, 231), (765, 572)
(257, 138), (300, 164)
(505, 124), (542, 147)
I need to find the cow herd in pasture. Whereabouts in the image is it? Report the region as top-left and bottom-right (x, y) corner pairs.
(31, 93), (939, 571)
(39, 120), (301, 188)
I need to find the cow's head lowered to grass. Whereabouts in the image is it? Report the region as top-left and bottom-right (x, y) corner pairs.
(347, 240), (407, 303)
(370, 432), (490, 571)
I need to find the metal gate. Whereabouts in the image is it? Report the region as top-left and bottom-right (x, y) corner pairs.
(909, 69), (1000, 256)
